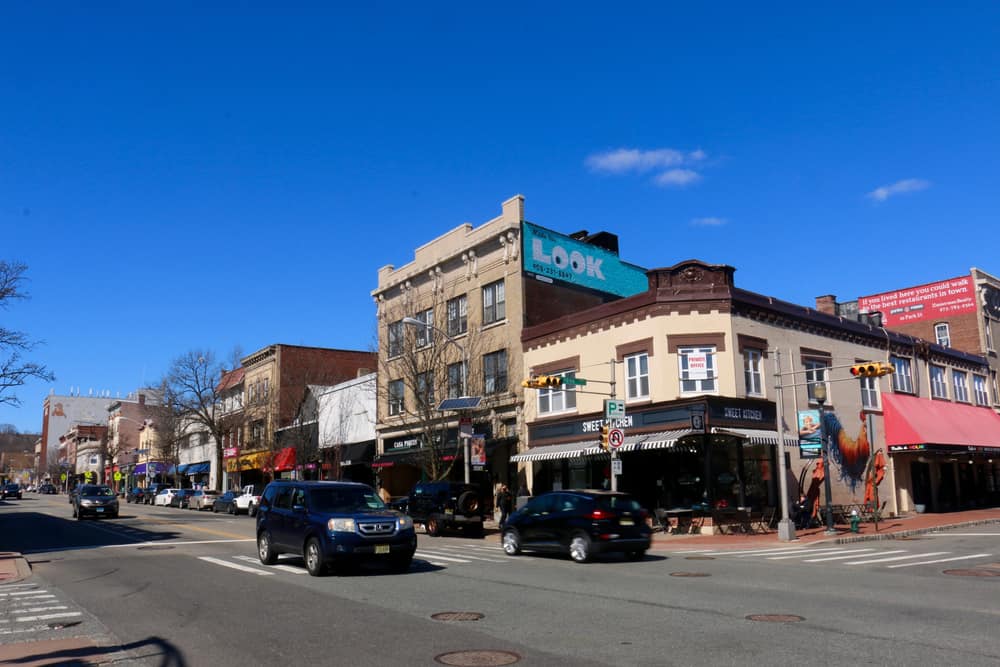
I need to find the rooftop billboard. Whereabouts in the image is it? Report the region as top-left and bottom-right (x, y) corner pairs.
(858, 275), (976, 326)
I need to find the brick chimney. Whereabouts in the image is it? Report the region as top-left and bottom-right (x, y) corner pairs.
(138, 393), (146, 406)
(815, 295), (837, 316)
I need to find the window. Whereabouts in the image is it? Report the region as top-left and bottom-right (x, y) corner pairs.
(804, 360), (829, 402)
(447, 361), (467, 398)
(935, 323), (951, 347)
(262, 378), (269, 398)
(251, 420), (266, 445)
(986, 317), (995, 352)
(930, 365), (948, 398)
(388, 379), (404, 416)
(973, 375), (989, 406)
(482, 280), (506, 325)
(483, 350), (508, 395)
(952, 370), (969, 402)
(859, 375), (879, 410)
(890, 356), (913, 393)
(446, 295), (468, 337)
(993, 370), (1000, 405)
(415, 372), (435, 410)
(625, 352), (650, 400)
(743, 349), (764, 397)
(414, 308), (434, 348)
(538, 370), (578, 415)
(679, 346), (717, 394)
(387, 320), (403, 358)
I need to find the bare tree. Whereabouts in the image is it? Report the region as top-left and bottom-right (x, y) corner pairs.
(0, 261), (54, 406)
(161, 350), (227, 489)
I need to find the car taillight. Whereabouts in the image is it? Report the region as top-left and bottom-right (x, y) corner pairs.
(590, 509), (611, 520)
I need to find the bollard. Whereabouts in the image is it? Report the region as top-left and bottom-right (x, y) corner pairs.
(849, 509), (861, 533)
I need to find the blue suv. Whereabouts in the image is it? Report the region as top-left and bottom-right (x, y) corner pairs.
(256, 481), (416, 576)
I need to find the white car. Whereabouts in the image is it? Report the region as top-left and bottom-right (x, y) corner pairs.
(154, 488), (181, 506)
(234, 484), (263, 516)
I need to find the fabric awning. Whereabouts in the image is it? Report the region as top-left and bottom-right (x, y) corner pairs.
(711, 427), (800, 446)
(374, 444), (459, 467)
(182, 462), (210, 475)
(883, 393), (1000, 449)
(273, 447), (297, 472)
(511, 430), (700, 462)
(337, 441), (375, 466)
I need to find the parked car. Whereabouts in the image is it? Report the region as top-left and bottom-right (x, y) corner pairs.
(38, 483), (57, 495)
(125, 487), (146, 503)
(212, 490), (240, 514)
(188, 489), (220, 510)
(72, 484), (119, 520)
(256, 480), (416, 576)
(169, 489), (198, 508)
(405, 481), (485, 537)
(2, 483), (22, 500)
(153, 488), (181, 506)
(501, 490), (651, 563)
(144, 483), (171, 504)
(234, 484), (263, 516)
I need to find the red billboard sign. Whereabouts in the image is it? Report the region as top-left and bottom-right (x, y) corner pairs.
(859, 276), (976, 326)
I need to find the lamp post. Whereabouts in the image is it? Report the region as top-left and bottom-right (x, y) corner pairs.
(401, 316), (475, 484)
(813, 383), (837, 535)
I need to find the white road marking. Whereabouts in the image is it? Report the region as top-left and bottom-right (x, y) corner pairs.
(887, 553), (992, 568)
(767, 548), (865, 560)
(0, 584), (37, 589)
(103, 539), (255, 548)
(417, 550), (505, 562)
(845, 551), (949, 565)
(15, 611), (82, 622)
(197, 556), (274, 575)
(736, 548), (844, 558)
(929, 533), (1000, 537)
(803, 549), (879, 562)
(414, 552), (471, 563)
(8, 605), (68, 613)
(233, 555), (307, 575)
(0, 590), (51, 597)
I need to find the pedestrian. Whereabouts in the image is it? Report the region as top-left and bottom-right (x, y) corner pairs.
(496, 484), (513, 528)
(378, 484), (391, 504)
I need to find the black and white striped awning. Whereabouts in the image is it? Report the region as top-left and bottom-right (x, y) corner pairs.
(710, 427), (799, 446)
(511, 429), (702, 462)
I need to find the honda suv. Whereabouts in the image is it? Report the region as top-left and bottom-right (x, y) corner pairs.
(501, 490), (651, 563)
(405, 481), (484, 537)
(256, 481), (416, 576)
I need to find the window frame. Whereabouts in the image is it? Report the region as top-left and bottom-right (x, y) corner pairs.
(743, 348), (765, 397)
(387, 320), (403, 358)
(803, 359), (830, 404)
(388, 379), (405, 416)
(929, 364), (948, 399)
(482, 280), (506, 326)
(678, 346), (718, 395)
(890, 356), (914, 393)
(446, 294), (468, 337)
(973, 374), (989, 406)
(625, 352), (650, 401)
(935, 322), (951, 347)
(483, 349), (508, 396)
(537, 369), (578, 415)
(415, 372), (435, 411)
(447, 361), (467, 399)
(414, 308), (434, 348)
(859, 374), (880, 410)
(952, 369), (969, 403)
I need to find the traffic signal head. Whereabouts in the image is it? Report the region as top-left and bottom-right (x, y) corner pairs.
(522, 375), (563, 389)
(599, 425), (610, 450)
(850, 362), (895, 378)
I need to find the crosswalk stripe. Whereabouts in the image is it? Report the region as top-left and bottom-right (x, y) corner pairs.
(416, 550), (505, 562)
(233, 555), (307, 575)
(15, 611), (82, 623)
(886, 553), (992, 569)
(0, 590), (49, 597)
(803, 549), (878, 562)
(9, 606), (68, 613)
(0, 584), (37, 589)
(414, 552), (471, 563)
(766, 548), (858, 560)
(736, 548), (842, 558)
(198, 556), (274, 575)
(845, 551), (949, 565)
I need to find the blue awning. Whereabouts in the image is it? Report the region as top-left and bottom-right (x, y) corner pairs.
(184, 462), (210, 474)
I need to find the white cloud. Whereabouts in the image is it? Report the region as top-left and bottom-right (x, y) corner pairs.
(867, 178), (931, 202)
(585, 147), (707, 174)
(654, 169), (701, 187)
(690, 217), (727, 227)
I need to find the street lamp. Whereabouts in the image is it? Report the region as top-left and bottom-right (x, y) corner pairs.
(400, 316), (476, 484)
(813, 383), (837, 535)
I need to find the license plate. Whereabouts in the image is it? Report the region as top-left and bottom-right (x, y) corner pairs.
(374, 544), (390, 555)
(96, 507), (104, 513)
(619, 518), (633, 526)
(444, 509), (454, 515)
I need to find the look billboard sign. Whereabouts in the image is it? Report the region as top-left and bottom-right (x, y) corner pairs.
(859, 276), (976, 326)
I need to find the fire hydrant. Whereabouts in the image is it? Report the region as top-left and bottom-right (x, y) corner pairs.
(849, 509), (861, 533)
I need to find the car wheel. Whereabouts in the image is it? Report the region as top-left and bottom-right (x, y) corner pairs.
(248, 503), (257, 518)
(425, 516), (441, 537)
(212, 506), (218, 513)
(626, 550), (646, 561)
(502, 528), (521, 556)
(569, 533), (592, 563)
(457, 491), (480, 515)
(304, 538), (326, 576)
(228, 504), (235, 515)
(258, 531), (278, 565)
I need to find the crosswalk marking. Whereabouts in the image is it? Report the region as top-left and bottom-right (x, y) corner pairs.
(886, 553), (992, 569)
(197, 556), (274, 575)
(0, 590), (50, 597)
(15, 611), (82, 623)
(803, 549), (878, 562)
(766, 548), (859, 560)
(844, 551), (949, 565)
(414, 552), (471, 563)
(233, 555), (307, 575)
(416, 549), (504, 563)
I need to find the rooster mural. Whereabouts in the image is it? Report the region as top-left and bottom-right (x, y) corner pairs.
(821, 411), (870, 492)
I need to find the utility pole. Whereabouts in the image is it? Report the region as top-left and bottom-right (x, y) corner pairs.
(609, 358), (618, 493)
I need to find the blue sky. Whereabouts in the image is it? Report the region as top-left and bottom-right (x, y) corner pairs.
(2, 3), (999, 433)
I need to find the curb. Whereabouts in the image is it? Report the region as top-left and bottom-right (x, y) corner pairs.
(0, 551), (32, 584)
(831, 517), (1000, 545)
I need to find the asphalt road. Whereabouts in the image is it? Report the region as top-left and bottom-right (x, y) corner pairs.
(2, 493), (998, 666)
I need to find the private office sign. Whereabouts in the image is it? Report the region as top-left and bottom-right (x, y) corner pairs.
(521, 221), (648, 297)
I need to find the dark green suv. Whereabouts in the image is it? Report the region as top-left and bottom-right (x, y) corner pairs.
(405, 481), (485, 537)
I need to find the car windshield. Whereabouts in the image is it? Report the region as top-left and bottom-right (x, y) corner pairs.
(310, 487), (385, 513)
(80, 485), (115, 497)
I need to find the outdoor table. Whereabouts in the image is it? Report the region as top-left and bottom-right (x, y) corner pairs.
(664, 508), (694, 534)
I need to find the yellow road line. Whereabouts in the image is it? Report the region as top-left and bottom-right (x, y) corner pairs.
(139, 517), (251, 541)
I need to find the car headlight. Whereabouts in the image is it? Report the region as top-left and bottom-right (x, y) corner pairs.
(397, 516), (413, 530)
(327, 518), (356, 533)
(81, 500), (95, 506)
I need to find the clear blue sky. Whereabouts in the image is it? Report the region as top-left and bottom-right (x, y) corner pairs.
(2, 3), (998, 433)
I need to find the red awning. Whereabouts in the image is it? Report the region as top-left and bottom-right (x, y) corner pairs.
(882, 393), (1000, 449)
(273, 447), (297, 472)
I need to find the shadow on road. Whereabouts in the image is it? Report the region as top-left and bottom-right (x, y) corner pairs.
(0, 635), (188, 666)
(0, 510), (182, 555)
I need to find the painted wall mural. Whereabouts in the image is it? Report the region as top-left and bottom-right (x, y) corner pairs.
(821, 411), (870, 492)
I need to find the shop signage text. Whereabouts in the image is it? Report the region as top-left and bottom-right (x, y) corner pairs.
(582, 415), (634, 432)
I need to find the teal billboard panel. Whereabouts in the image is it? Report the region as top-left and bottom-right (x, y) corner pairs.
(521, 221), (648, 297)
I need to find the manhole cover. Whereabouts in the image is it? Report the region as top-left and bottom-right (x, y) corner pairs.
(136, 545), (175, 550)
(434, 650), (520, 666)
(746, 614), (805, 623)
(685, 556), (715, 560)
(670, 572), (711, 577)
(431, 612), (484, 622)
(48, 621), (82, 629)
(943, 569), (1000, 577)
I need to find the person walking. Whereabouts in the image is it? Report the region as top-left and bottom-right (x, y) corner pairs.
(496, 484), (513, 528)
(378, 484), (391, 504)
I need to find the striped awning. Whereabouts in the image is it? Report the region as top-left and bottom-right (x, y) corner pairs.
(711, 427), (799, 446)
(511, 429), (702, 462)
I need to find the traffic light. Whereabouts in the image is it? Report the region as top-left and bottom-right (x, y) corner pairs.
(850, 362), (895, 378)
(599, 424), (610, 450)
(521, 375), (563, 389)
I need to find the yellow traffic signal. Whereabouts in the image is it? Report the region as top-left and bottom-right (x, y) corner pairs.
(850, 362), (895, 378)
(599, 425), (610, 450)
(521, 375), (563, 389)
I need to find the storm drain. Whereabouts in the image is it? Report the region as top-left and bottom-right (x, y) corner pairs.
(943, 569), (1000, 577)
(431, 612), (484, 622)
(746, 614), (805, 623)
(434, 650), (520, 666)
(685, 556), (715, 560)
(670, 572), (711, 577)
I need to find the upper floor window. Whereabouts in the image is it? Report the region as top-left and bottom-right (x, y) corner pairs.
(538, 370), (577, 415)
(483, 349), (508, 395)
(973, 374), (989, 406)
(743, 349), (764, 397)
(482, 280), (506, 325)
(446, 295), (468, 337)
(625, 352), (650, 400)
(387, 320), (403, 358)
(859, 375), (880, 410)
(388, 379), (405, 416)
(891, 356), (914, 393)
(952, 370), (969, 402)
(262, 378), (269, 398)
(414, 308), (434, 348)
(992, 370), (1000, 405)
(679, 346), (717, 394)
(804, 359), (829, 403)
(415, 372), (435, 411)
(447, 361), (467, 398)
(986, 316), (995, 352)
(930, 365), (948, 399)
(935, 323), (951, 347)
